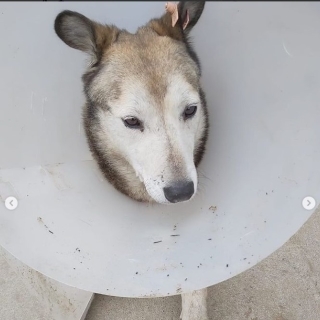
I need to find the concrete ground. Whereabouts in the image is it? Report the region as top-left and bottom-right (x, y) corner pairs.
(1, 207), (320, 320)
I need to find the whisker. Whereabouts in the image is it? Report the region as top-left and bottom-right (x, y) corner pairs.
(198, 169), (214, 183)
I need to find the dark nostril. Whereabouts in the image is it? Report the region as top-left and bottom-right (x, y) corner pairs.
(163, 181), (194, 203)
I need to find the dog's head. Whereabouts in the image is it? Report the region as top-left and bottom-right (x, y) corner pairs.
(54, 2), (208, 204)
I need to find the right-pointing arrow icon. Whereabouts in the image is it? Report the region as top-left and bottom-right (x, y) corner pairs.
(302, 196), (316, 210)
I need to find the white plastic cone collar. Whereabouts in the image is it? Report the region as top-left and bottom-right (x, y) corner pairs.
(0, 2), (320, 297)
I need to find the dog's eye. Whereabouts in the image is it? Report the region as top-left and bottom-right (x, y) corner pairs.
(183, 105), (197, 119)
(123, 117), (142, 129)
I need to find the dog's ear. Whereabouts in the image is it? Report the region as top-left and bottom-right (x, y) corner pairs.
(148, 1), (205, 40)
(177, 1), (205, 33)
(54, 10), (119, 62)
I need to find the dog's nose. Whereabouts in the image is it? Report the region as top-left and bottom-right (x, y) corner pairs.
(163, 181), (194, 203)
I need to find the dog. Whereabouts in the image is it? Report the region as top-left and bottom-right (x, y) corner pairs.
(54, 2), (209, 319)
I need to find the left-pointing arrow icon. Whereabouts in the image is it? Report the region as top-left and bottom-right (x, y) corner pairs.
(5, 197), (18, 211)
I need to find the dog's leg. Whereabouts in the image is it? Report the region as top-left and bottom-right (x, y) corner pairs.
(180, 288), (209, 320)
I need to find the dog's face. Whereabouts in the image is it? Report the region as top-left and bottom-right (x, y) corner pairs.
(54, 2), (208, 204)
